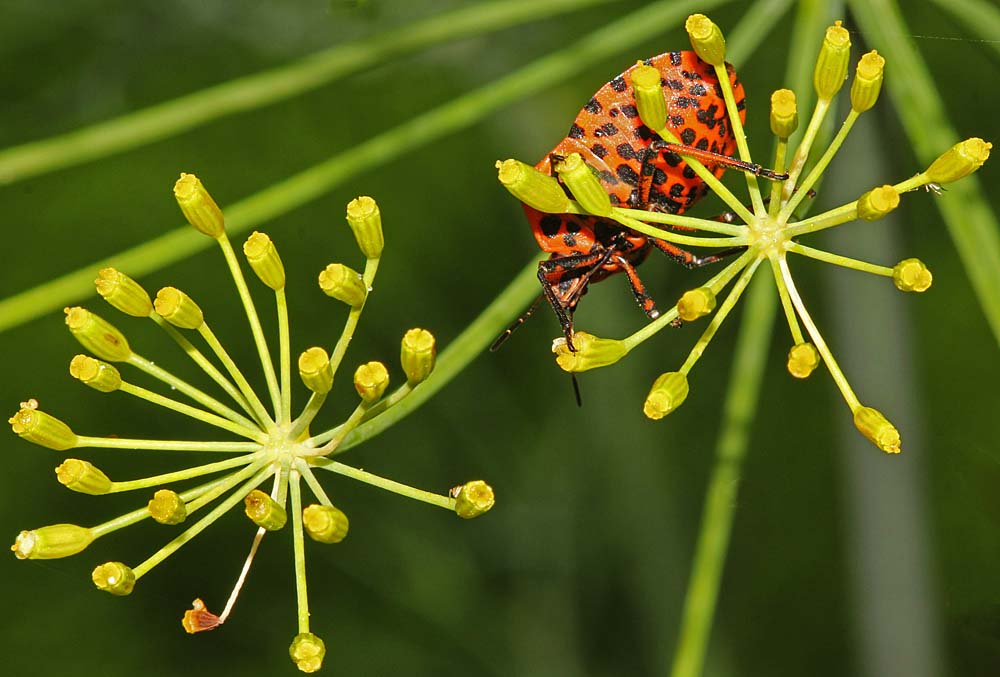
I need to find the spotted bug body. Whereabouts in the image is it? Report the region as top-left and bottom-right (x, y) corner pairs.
(521, 50), (747, 348)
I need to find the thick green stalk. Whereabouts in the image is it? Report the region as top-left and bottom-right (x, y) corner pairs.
(0, 0), (614, 185)
(0, 0), (726, 333)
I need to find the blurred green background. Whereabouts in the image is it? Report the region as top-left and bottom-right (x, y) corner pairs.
(1, 1), (998, 675)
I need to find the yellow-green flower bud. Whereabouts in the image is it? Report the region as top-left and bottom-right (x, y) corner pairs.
(298, 347), (333, 395)
(643, 372), (689, 420)
(552, 332), (627, 373)
(289, 632), (326, 674)
(64, 307), (132, 362)
(11, 524), (94, 560)
(56, 459), (112, 495)
(856, 185), (900, 221)
(148, 489), (187, 525)
(318, 263), (367, 308)
(244, 489), (287, 531)
(496, 159), (572, 214)
(174, 173), (225, 238)
(92, 561), (135, 596)
(685, 13), (726, 66)
(677, 287), (717, 322)
(770, 89), (798, 138)
(555, 153), (612, 217)
(95, 268), (153, 317)
(850, 50), (885, 113)
(631, 63), (667, 132)
(787, 342), (820, 379)
(924, 138), (992, 184)
(154, 287), (205, 329)
(302, 504), (349, 543)
(892, 258), (932, 292)
(346, 196), (385, 260)
(354, 361), (389, 404)
(400, 328), (436, 385)
(243, 231), (285, 290)
(69, 354), (122, 393)
(453, 480), (495, 519)
(814, 21), (851, 100)
(9, 407), (77, 451)
(853, 405), (901, 454)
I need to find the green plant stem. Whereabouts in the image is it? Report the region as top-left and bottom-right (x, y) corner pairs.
(197, 322), (275, 429)
(277, 288), (291, 425)
(296, 459), (334, 507)
(107, 452), (263, 493)
(768, 256), (805, 345)
(849, 0), (1000, 344)
(76, 436), (259, 452)
(670, 270), (777, 677)
(779, 110), (860, 223)
(786, 242), (893, 277)
(289, 472), (311, 634)
(0, 0), (614, 185)
(118, 381), (267, 442)
(312, 459), (455, 511)
(0, 0), (728, 334)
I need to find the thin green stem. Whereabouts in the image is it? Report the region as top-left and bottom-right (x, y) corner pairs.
(118, 381), (267, 442)
(613, 207), (747, 236)
(197, 322), (275, 429)
(779, 110), (860, 223)
(612, 212), (748, 248)
(783, 98), (831, 201)
(786, 242), (893, 277)
(310, 382), (412, 448)
(107, 452), (264, 493)
(767, 254), (805, 345)
(0, 0), (728, 333)
(216, 235), (282, 419)
(0, 0), (614, 185)
(782, 202), (857, 238)
(312, 459), (455, 511)
(768, 139), (789, 220)
(76, 436), (259, 452)
(126, 352), (258, 429)
(712, 62), (766, 215)
(289, 471), (311, 634)
(296, 460), (334, 507)
(184, 459), (272, 517)
(315, 403), (368, 456)
(277, 288), (291, 426)
(133, 463), (273, 579)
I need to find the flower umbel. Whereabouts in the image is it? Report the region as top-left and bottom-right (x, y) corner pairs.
(501, 15), (990, 453)
(9, 178), (494, 672)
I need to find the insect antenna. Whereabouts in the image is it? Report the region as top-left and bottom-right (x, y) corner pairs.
(489, 294), (544, 352)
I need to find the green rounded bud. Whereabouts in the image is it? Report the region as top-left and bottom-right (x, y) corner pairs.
(243, 231), (285, 290)
(400, 328), (436, 385)
(318, 263), (367, 308)
(154, 287), (205, 329)
(925, 138), (992, 184)
(769, 89), (798, 138)
(64, 307), (132, 362)
(11, 524), (94, 560)
(244, 489), (287, 531)
(552, 332), (628, 373)
(56, 459), (112, 495)
(643, 372), (689, 420)
(9, 407), (78, 451)
(354, 361), (389, 404)
(496, 159), (572, 214)
(850, 50), (885, 113)
(631, 63), (667, 132)
(892, 258), (932, 292)
(174, 173), (225, 238)
(69, 354), (122, 393)
(95, 268), (153, 317)
(92, 561), (135, 596)
(677, 287), (717, 321)
(685, 13), (726, 65)
(289, 632), (326, 673)
(787, 342), (820, 379)
(148, 489), (188, 525)
(302, 504), (349, 544)
(856, 185), (900, 221)
(346, 196), (385, 260)
(853, 405), (901, 454)
(453, 480), (495, 519)
(555, 153), (612, 217)
(298, 347), (333, 395)
(814, 21), (851, 100)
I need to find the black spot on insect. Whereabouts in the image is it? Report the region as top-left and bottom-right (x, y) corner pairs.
(710, 141), (720, 155)
(669, 182), (685, 197)
(620, 104), (639, 118)
(680, 128), (696, 145)
(717, 120), (727, 138)
(736, 98), (746, 111)
(598, 169), (618, 185)
(616, 164), (640, 186)
(591, 143), (608, 159)
(539, 215), (562, 237)
(609, 108), (620, 117)
(664, 151), (682, 167)
(643, 58), (654, 66)
(627, 188), (640, 207)
(584, 97), (602, 114)
(695, 138), (709, 151)
(674, 97), (693, 109)
(689, 83), (707, 97)
(669, 114), (684, 127)
(562, 233), (577, 248)
(594, 122), (619, 137)
(610, 75), (627, 92)
(650, 191), (683, 213)
(666, 79), (684, 91)
(609, 193), (620, 205)
(565, 219), (582, 234)
(680, 69), (703, 81)
(634, 126), (655, 142)
(683, 166), (697, 180)
(594, 220), (617, 241)
(616, 143), (636, 160)
(568, 123), (585, 139)
(669, 52), (682, 66)
(653, 169), (668, 186)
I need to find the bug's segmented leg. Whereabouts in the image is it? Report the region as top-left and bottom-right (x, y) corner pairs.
(647, 139), (788, 181)
(649, 239), (746, 269)
(613, 254), (659, 318)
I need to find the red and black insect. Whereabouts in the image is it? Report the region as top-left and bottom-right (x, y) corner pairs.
(494, 50), (777, 352)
